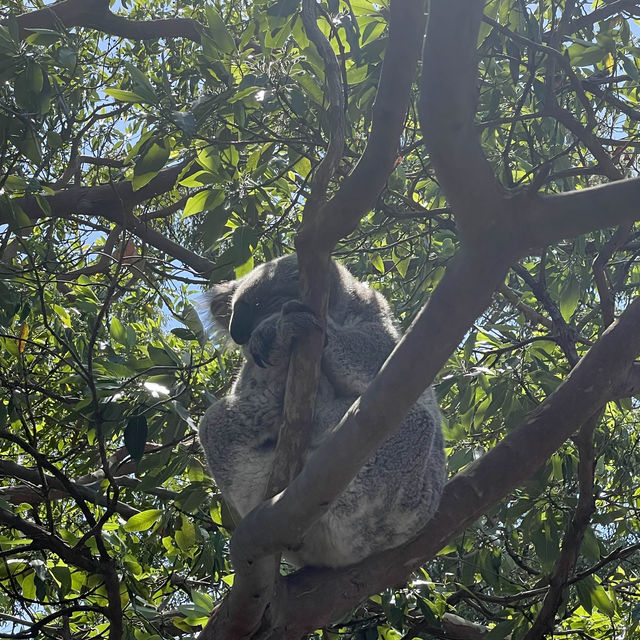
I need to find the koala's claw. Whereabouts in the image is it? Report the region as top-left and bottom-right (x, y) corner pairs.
(252, 352), (265, 368)
(248, 323), (276, 368)
(250, 346), (272, 368)
(278, 301), (322, 335)
(281, 299), (313, 316)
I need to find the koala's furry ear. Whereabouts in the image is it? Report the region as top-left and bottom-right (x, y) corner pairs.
(205, 279), (238, 330)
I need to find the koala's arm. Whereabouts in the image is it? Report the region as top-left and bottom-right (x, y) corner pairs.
(322, 301), (399, 397)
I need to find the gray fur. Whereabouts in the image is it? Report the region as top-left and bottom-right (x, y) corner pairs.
(199, 255), (445, 568)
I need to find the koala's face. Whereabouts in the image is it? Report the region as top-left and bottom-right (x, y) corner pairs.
(208, 255), (300, 345)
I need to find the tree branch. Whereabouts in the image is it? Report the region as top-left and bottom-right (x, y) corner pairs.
(0, 507), (98, 574)
(566, 0), (640, 33)
(522, 412), (599, 640)
(11, 161), (216, 276)
(297, 0), (429, 254)
(592, 225), (630, 327)
(499, 282), (553, 329)
(419, 0), (505, 237)
(523, 177), (640, 247)
(0, 459), (139, 519)
(267, 0), (348, 504)
(13, 0), (203, 42)
(266, 293), (640, 639)
(299, 0), (346, 215)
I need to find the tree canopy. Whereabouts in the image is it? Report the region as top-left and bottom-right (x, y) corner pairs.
(2, 0), (640, 639)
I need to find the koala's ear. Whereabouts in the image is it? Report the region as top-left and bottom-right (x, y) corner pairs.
(206, 279), (238, 329)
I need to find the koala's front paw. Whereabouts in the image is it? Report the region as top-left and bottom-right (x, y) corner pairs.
(248, 320), (277, 368)
(248, 302), (320, 368)
(278, 301), (321, 341)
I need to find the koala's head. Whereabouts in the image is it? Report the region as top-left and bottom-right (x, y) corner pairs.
(207, 255), (300, 345)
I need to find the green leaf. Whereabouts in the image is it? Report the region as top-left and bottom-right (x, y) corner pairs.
(622, 55), (639, 80)
(124, 509), (163, 532)
(50, 565), (71, 596)
(171, 328), (197, 341)
(57, 46), (77, 69)
(395, 256), (410, 278)
(486, 620), (515, 640)
(197, 146), (220, 172)
(110, 317), (127, 346)
(567, 43), (607, 67)
(201, 207), (230, 249)
(560, 274), (580, 321)
(175, 516), (196, 552)
(133, 140), (170, 190)
(0, 24), (18, 53)
(135, 140), (170, 175)
(148, 345), (176, 366)
(580, 527), (601, 561)
(171, 110), (197, 135)
(205, 7), (236, 54)
(104, 88), (149, 103)
(370, 254), (385, 274)
(177, 484), (209, 513)
(20, 572), (36, 599)
(181, 303), (206, 346)
(234, 255), (254, 278)
(53, 304), (71, 328)
(227, 86), (266, 104)
(591, 583), (615, 616)
(124, 62), (158, 103)
(179, 171), (217, 187)
(182, 189), (226, 218)
(19, 129), (42, 165)
(124, 415), (148, 464)
(294, 156), (311, 178)
(231, 226), (260, 266)
(191, 589), (214, 614)
(24, 28), (62, 46)
(576, 576), (615, 616)
(2, 175), (29, 192)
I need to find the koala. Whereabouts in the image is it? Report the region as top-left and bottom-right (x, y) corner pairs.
(198, 255), (445, 568)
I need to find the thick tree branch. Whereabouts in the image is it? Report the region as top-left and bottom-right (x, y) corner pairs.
(522, 178), (640, 247)
(13, 0), (202, 42)
(265, 294), (640, 639)
(297, 0), (428, 254)
(223, 246), (513, 638)
(419, 1), (505, 237)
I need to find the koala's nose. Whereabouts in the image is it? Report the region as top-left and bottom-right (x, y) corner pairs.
(229, 300), (253, 344)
